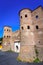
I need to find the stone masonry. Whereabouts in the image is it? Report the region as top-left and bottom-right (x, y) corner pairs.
(2, 26), (20, 51)
(2, 6), (43, 62)
(18, 6), (43, 62)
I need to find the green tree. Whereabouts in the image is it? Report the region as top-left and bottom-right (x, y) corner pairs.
(0, 37), (3, 44)
(0, 37), (3, 41)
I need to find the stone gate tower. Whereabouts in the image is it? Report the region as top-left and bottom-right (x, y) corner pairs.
(18, 6), (43, 62)
(2, 26), (12, 51)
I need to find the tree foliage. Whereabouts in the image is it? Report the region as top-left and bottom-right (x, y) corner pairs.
(0, 37), (3, 41)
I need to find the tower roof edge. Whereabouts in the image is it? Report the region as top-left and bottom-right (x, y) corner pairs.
(18, 5), (43, 16)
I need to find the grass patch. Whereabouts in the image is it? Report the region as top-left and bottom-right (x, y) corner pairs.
(17, 57), (21, 62)
(33, 58), (40, 63)
(6, 50), (14, 52)
(34, 45), (39, 58)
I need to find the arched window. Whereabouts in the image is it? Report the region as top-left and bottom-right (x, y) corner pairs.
(20, 16), (22, 19)
(21, 26), (24, 30)
(27, 26), (30, 29)
(36, 25), (39, 29)
(7, 36), (8, 38)
(36, 15), (38, 19)
(25, 14), (27, 17)
(7, 29), (8, 31)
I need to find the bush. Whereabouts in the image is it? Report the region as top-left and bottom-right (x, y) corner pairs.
(34, 58), (40, 63)
(34, 45), (39, 57)
(17, 57), (21, 62)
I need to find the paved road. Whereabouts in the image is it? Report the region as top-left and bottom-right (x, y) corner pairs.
(0, 51), (43, 65)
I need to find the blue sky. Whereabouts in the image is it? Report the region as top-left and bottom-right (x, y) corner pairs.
(0, 0), (43, 38)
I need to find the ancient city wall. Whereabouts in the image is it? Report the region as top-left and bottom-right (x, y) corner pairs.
(18, 6), (43, 62)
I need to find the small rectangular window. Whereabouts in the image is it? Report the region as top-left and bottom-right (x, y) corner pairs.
(27, 26), (30, 29)
(36, 15), (38, 18)
(21, 26), (23, 30)
(36, 25), (39, 29)
(25, 14), (27, 17)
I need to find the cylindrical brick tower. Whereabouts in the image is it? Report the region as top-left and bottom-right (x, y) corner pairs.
(2, 26), (12, 51)
(18, 9), (36, 62)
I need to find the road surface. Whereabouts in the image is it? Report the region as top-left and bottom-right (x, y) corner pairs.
(0, 51), (43, 65)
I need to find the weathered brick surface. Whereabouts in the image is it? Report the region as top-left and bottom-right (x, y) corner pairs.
(36, 45), (43, 61)
(18, 6), (43, 62)
(2, 26), (20, 51)
(2, 6), (43, 62)
(19, 45), (36, 62)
